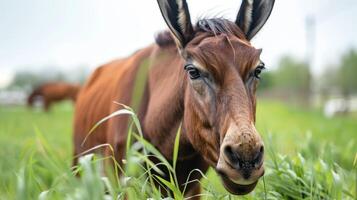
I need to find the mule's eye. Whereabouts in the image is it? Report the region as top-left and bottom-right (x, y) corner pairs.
(184, 64), (201, 79)
(254, 62), (265, 79)
(188, 68), (200, 79)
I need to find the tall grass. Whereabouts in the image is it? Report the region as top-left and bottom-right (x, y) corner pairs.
(263, 135), (356, 200)
(11, 105), (356, 200)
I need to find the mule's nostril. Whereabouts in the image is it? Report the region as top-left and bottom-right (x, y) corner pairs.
(224, 145), (236, 163)
(253, 145), (264, 168)
(259, 146), (264, 154)
(224, 146), (232, 157)
(224, 144), (242, 167)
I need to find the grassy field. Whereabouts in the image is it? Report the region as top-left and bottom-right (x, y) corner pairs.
(0, 100), (356, 199)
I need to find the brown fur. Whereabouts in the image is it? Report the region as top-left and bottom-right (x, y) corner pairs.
(28, 82), (81, 111)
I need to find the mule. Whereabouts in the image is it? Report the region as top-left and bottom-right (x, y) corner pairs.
(73, 0), (275, 197)
(28, 82), (81, 111)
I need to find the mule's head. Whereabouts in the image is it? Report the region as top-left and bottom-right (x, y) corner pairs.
(157, 0), (274, 195)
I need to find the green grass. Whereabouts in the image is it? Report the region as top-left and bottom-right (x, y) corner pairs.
(0, 100), (356, 199)
(0, 103), (73, 199)
(256, 101), (357, 170)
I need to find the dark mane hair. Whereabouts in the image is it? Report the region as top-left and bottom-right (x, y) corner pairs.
(155, 18), (246, 47)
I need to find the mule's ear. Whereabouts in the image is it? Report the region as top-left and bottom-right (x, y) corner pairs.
(235, 0), (275, 40)
(157, 0), (194, 49)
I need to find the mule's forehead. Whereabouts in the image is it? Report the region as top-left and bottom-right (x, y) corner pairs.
(187, 34), (261, 79)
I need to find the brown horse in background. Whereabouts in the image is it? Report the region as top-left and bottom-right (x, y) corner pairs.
(28, 82), (81, 111)
(73, 0), (275, 198)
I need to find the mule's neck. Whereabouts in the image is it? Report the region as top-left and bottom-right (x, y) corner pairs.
(141, 45), (195, 159)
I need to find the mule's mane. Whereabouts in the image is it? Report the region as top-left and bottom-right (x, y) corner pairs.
(155, 18), (246, 47)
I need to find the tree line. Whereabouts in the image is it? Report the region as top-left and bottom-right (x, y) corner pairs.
(258, 49), (357, 104)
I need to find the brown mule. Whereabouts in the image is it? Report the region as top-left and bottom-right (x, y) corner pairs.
(28, 82), (81, 111)
(73, 0), (275, 198)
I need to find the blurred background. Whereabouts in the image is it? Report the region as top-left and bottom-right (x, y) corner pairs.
(0, 0), (356, 199)
(1, 0), (357, 115)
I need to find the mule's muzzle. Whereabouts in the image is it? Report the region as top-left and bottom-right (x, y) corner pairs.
(216, 141), (265, 195)
(216, 122), (264, 195)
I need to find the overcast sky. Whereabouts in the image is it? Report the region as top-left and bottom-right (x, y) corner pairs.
(0, 0), (357, 88)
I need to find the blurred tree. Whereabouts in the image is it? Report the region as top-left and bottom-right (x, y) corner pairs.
(257, 56), (312, 105)
(337, 49), (357, 97)
(317, 65), (339, 102)
(319, 65), (338, 88)
(7, 71), (44, 91)
(272, 56), (312, 103)
(318, 49), (357, 99)
(258, 70), (273, 91)
(273, 56), (311, 92)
